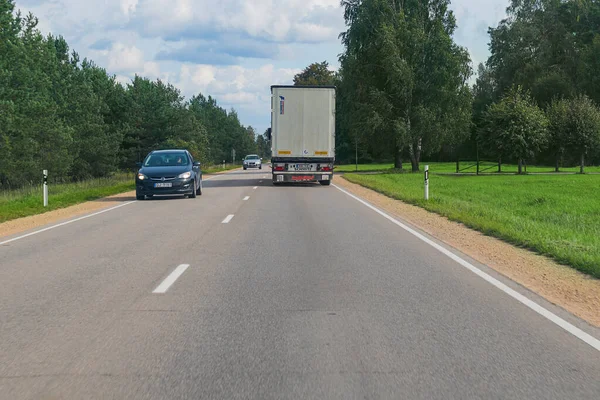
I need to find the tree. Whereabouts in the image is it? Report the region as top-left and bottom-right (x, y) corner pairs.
(546, 98), (570, 172)
(256, 130), (271, 159)
(293, 62), (336, 86)
(480, 87), (548, 174)
(486, 0), (589, 107)
(564, 95), (600, 173)
(339, 0), (473, 171)
(0, 0), (258, 187)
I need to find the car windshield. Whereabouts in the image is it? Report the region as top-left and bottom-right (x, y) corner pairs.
(246, 155), (259, 160)
(144, 153), (189, 167)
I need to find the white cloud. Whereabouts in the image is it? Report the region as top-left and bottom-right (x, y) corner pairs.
(107, 43), (145, 72)
(141, 61), (161, 79)
(189, 65), (216, 87)
(121, 0), (138, 17)
(115, 74), (132, 86)
(175, 63), (299, 116)
(14, 0), (510, 132)
(129, 0), (344, 43)
(450, 0), (508, 72)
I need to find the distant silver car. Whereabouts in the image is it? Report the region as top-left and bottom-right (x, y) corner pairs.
(243, 155), (262, 170)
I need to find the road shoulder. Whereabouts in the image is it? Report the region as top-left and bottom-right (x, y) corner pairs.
(336, 176), (600, 327)
(0, 191), (137, 239)
(0, 170), (238, 240)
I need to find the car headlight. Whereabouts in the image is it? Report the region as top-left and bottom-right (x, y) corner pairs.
(137, 173), (147, 180)
(178, 171), (192, 179)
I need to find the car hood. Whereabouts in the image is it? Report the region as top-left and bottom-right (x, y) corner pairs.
(139, 166), (191, 177)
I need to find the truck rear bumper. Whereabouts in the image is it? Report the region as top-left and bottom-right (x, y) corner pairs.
(272, 172), (332, 183)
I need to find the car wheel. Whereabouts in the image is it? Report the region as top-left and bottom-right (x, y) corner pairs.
(243, 166), (247, 170)
(190, 180), (197, 198)
(319, 180), (331, 186)
(259, 165), (262, 169)
(136, 193), (145, 200)
(196, 180), (203, 196)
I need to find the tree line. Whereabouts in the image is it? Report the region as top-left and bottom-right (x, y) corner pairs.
(0, 0), (269, 189)
(294, 0), (600, 173)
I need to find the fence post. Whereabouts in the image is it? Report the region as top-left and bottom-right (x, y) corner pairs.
(424, 165), (429, 201)
(43, 170), (48, 207)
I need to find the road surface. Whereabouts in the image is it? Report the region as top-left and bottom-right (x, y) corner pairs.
(1, 170), (599, 399)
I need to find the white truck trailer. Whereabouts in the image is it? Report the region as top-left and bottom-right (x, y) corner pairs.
(268, 85), (336, 185)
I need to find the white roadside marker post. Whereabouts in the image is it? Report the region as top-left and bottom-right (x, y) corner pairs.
(43, 170), (48, 207)
(424, 165), (429, 201)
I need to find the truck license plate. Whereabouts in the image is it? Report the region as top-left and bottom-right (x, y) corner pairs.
(292, 164), (314, 171)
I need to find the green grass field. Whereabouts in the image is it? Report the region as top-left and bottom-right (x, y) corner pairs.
(203, 164), (240, 174)
(0, 173), (135, 224)
(343, 172), (600, 278)
(335, 162), (600, 174)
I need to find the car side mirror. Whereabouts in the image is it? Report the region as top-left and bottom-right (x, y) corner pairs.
(136, 162), (142, 168)
(193, 161), (201, 167)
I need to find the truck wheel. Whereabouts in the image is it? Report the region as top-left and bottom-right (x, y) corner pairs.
(319, 180), (331, 186)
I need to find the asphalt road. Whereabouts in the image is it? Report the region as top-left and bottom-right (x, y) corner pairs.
(1, 169), (599, 399)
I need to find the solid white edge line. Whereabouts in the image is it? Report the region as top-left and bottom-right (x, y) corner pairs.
(243, 196), (250, 201)
(153, 264), (190, 294)
(222, 214), (234, 224)
(0, 170), (238, 247)
(0, 201), (137, 246)
(332, 184), (600, 352)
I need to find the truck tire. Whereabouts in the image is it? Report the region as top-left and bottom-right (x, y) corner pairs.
(319, 180), (331, 186)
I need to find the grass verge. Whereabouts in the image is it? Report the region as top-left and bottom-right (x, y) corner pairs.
(0, 164), (240, 224)
(203, 165), (241, 174)
(343, 172), (600, 278)
(0, 173), (134, 224)
(335, 162), (600, 174)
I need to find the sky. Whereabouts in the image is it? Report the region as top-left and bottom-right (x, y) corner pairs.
(15, 0), (509, 135)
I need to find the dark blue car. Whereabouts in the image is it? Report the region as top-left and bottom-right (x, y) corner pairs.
(135, 149), (202, 200)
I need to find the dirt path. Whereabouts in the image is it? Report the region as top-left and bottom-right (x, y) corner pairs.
(336, 177), (600, 327)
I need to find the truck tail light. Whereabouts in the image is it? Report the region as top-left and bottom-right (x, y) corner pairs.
(274, 164), (285, 171)
(320, 165), (332, 172)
